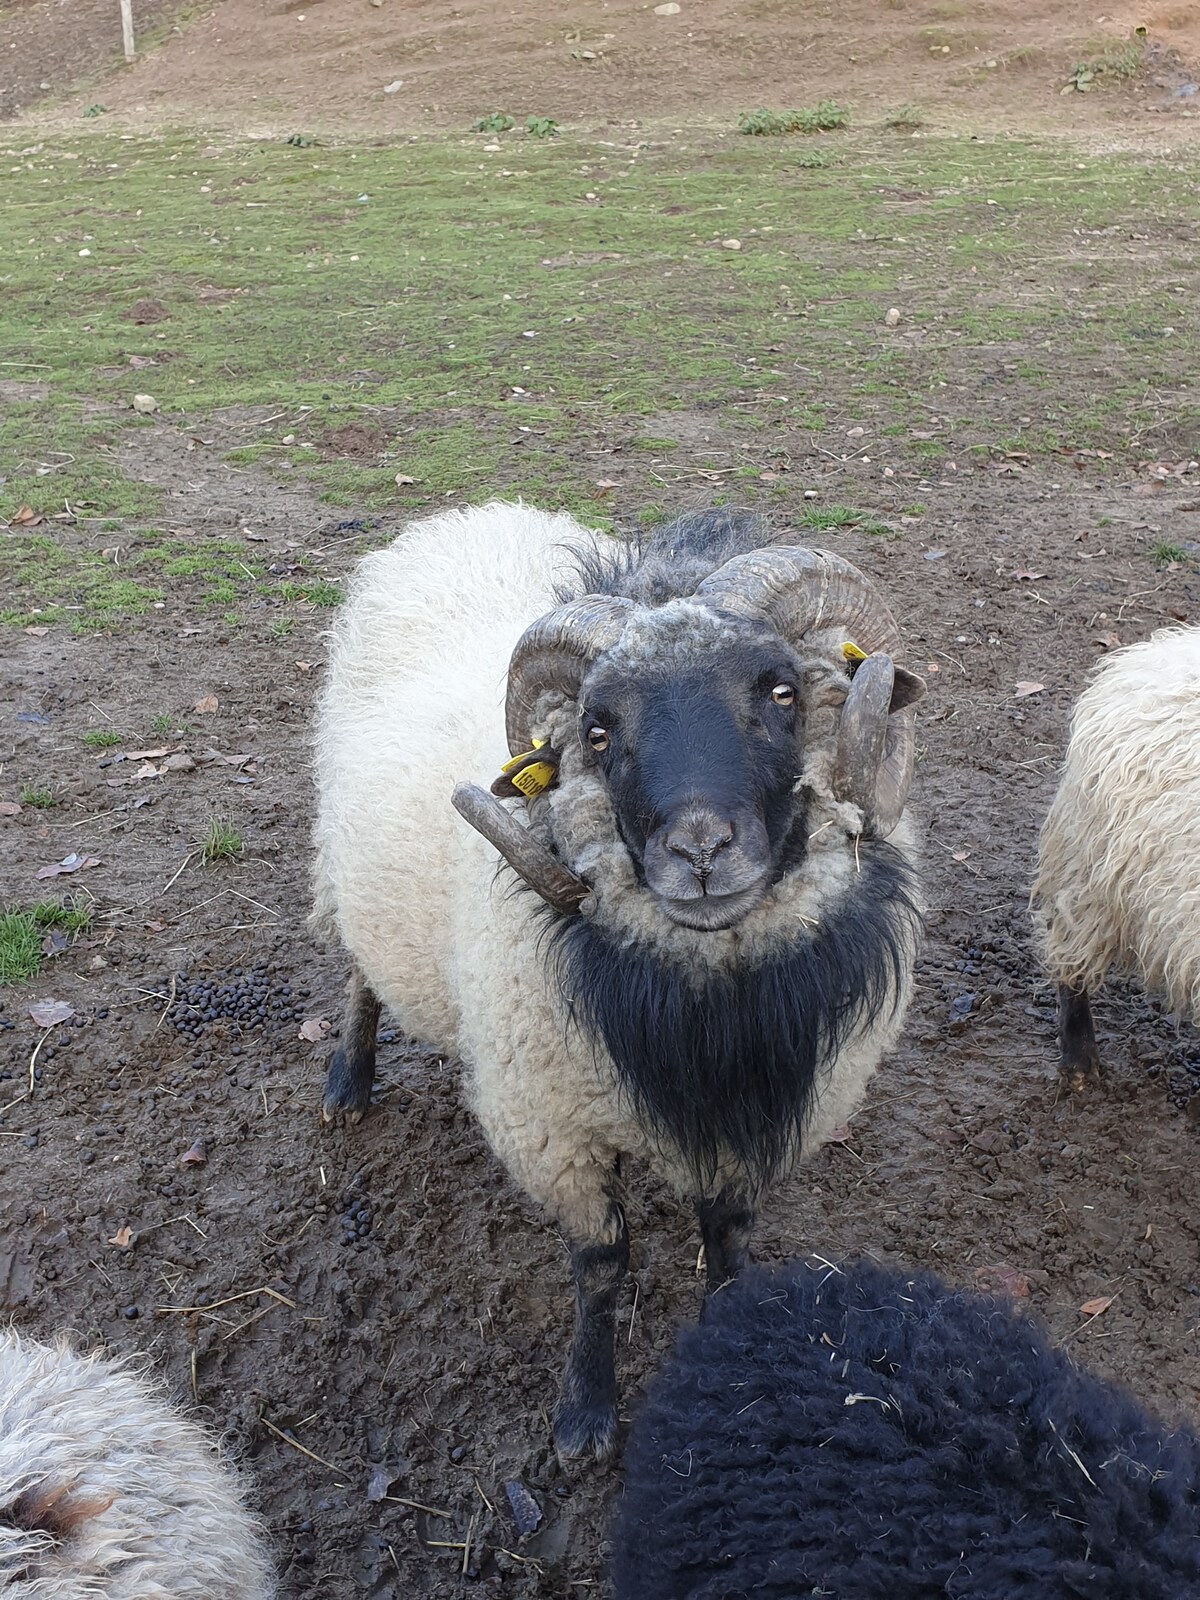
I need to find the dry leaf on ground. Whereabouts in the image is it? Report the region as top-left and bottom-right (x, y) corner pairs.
(28, 999), (75, 1027)
(1079, 1295), (1114, 1317)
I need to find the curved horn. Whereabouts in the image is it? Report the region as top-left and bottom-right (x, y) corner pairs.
(697, 546), (921, 837)
(452, 784), (592, 916)
(695, 545), (901, 655)
(832, 653), (917, 838)
(505, 596), (633, 755)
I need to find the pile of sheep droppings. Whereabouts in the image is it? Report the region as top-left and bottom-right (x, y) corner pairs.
(0, 1329), (273, 1599)
(611, 1258), (1200, 1599)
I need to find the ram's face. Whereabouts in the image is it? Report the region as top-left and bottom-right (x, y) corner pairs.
(578, 633), (808, 931)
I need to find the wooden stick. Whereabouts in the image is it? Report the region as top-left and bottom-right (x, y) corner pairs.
(119, 0), (135, 61)
(259, 1417), (339, 1472)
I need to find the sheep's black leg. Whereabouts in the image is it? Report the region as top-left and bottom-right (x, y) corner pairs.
(698, 1188), (755, 1294)
(553, 1202), (629, 1464)
(321, 967), (382, 1123)
(1058, 983), (1102, 1089)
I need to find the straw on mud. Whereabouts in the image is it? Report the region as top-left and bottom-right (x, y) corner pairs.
(156, 1285), (295, 1315)
(259, 1416), (340, 1472)
(384, 1495), (454, 1519)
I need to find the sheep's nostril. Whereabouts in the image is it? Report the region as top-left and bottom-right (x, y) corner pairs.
(665, 821), (735, 876)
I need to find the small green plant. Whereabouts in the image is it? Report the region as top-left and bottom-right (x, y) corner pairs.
(884, 103), (924, 130)
(82, 729), (122, 750)
(19, 785), (55, 809)
(1064, 38), (1142, 93)
(82, 104), (108, 118)
(0, 902), (91, 985)
(472, 112), (515, 134)
(738, 102), (849, 136)
(301, 581), (343, 607)
(270, 617), (296, 637)
(795, 151), (832, 169)
(525, 116), (559, 138)
(798, 504), (889, 535)
(201, 817), (243, 865)
(1149, 541), (1190, 567)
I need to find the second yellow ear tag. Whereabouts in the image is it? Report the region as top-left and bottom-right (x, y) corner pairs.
(843, 641), (869, 664)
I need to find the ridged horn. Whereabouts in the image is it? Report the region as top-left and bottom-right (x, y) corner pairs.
(505, 596), (634, 756)
(696, 546), (923, 837)
(452, 783), (592, 916)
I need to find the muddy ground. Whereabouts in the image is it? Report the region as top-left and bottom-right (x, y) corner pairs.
(3, 413), (1200, 1596)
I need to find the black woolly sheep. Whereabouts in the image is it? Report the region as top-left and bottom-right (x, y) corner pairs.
(0, 1328), (274, 1599)
(611, 1258), (1200, 1599)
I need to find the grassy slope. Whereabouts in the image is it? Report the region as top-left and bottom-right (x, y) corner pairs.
(0, 124), (1196, 627)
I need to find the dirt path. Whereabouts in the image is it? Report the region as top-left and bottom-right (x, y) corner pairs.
(5, 0), (1200, 143)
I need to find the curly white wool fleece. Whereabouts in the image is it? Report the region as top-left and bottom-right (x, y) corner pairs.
(313, 501), (920, 1237)
(1034, 625), (1200, 1020)
(0, 1330), (273, 1599)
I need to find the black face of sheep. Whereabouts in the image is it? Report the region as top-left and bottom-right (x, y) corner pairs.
(579, 639), (807, 930)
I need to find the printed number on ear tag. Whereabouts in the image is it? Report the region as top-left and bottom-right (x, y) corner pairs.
(491, 738), (557, 800)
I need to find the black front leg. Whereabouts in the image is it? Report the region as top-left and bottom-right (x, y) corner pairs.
(698, 1187), (755, 1293)
(1058, 982), (1101, 1090)
(322, 966), (382, 1123)
(553, 1202), (629, 1464)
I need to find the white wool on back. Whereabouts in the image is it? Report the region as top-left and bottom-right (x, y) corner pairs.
(313, 501), (920, 1236)
(1034, 625), (1200, 1020)
(0, 1331), (273, 1599)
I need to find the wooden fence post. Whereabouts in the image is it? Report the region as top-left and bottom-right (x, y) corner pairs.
(120, 0), (135, 62)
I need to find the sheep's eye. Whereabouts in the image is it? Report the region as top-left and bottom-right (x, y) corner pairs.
(587, 726), (610, 753)
(771, 683), (796, 707)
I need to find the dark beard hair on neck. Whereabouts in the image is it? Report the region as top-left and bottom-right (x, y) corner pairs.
(551, 841), (921, 1194)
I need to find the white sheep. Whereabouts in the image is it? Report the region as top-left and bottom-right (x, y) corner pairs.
(0, 1329), (274, 1598)
(1034, 624), (1200, 1086)
(312, 501), (925, 1459)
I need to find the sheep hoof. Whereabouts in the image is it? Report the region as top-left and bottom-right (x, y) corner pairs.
(553, 1399), (619, 1465)
(320, 1046), (373, 1124)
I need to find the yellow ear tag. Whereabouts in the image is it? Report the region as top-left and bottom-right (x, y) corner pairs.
(497, 737), (556, 799)
(510, 761), (556, 799)
(843, 641), (869, 664)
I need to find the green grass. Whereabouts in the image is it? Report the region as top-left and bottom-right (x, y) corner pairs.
(0, 902), (91, 985)
(82, 729), (122, 749)
(1149, 541), (1191, 567)
(0, 125), (1198, 616)
(884, 104), (925, 130)
(19, 785), (56, 808)
(200, 817), (243, 865)
(799, 505), (892, 536)
(471, 113), (515, 134)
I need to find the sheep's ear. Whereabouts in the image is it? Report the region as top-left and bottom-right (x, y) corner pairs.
(490, 744), (559, 800)
(890, 666), (926, 712)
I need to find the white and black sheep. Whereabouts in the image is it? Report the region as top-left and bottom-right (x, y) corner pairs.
(1033, 624), (1200, 1086)
(0, 1328), (274, 1598)
(312, 501), (925, 1459)
(611, 1257), (1200, 1600)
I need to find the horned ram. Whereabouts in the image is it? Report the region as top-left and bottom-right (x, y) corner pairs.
(312, 502), (925, 1459)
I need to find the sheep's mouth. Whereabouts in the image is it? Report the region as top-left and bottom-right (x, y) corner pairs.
(654, 880), (769, 931)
